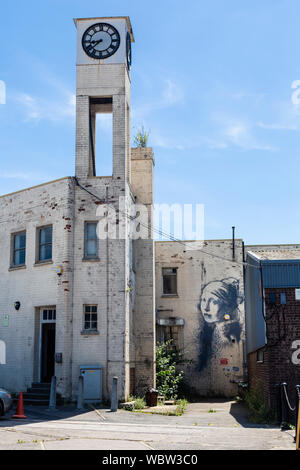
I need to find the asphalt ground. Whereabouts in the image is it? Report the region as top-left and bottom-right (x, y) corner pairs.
(0, 399), (296, 451)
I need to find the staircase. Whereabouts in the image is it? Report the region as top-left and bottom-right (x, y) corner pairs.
(17, 382), (63, 406)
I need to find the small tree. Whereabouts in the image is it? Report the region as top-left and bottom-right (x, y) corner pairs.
(156, 340), (184, 400)
(133, 126), (150, 148)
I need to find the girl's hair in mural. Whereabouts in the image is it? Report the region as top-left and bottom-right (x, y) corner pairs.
(197, 278), (244, 372)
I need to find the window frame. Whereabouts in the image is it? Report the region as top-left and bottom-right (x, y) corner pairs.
(257, 349), (264, 363)
(162, 267), (178, 297)
(36, 225), (53, 263)
(83, 304), (98, 332)
(84, 221), (99, 260)
(11, 230), (26, 268)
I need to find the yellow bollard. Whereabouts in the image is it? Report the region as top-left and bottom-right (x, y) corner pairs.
(296, 402), (300, 450)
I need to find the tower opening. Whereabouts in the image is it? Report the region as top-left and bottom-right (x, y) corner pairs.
(89, 97), (113, 177)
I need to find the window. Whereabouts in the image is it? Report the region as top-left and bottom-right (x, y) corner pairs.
(84, 305), (98, 331)
(269, 293), (276, 305)
(296, 289), (300, 301)
(257, 349), (264, 363)
(161, 325), (183, 352)
(280, 292), (287, 305)
(162, 268), (178, 296)
(38, 226), (52, 262)
(84, 222), (98, 259)
(42, 309), (56, 321)
(12, 231), (26, 266)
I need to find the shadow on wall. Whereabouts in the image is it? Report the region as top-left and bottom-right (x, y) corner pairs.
(197, 278), (244, 372)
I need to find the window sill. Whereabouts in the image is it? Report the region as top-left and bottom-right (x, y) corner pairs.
(9, 265), (26, 272)
(82, 258), (101, 262)
(81, 330), (99, 336)
(34, 260), (53, 267)
(161, 294), (179, 298)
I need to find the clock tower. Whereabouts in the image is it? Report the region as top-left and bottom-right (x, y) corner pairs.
(74, 17), (134, 180)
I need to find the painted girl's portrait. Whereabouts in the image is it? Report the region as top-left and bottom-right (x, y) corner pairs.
(197, 278), (243, 372)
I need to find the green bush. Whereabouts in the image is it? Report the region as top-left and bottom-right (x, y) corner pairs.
(156, 340), (184, 400)
(175, 399), (188, 416)
(134, 397), (146, 410)
(244, 388), (276, 424)
(133, 126), (150, 148)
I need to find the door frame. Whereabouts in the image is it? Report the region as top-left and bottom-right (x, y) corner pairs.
(38, 307), (56, 383)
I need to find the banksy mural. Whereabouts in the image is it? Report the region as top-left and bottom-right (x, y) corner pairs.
(197, 278), (244, 372)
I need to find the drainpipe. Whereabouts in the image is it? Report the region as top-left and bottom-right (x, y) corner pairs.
(106, 186), (110, 399)
(232, 226), (236, 261)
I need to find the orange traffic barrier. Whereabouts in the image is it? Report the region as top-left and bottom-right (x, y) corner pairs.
(12, 392), (27, 419)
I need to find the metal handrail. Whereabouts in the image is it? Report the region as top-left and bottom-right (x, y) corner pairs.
(282, 383), (296, 412)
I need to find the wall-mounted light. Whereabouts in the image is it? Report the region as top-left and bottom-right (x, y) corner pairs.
(14, 301), (21, 311)
(57, 266), (63, 277)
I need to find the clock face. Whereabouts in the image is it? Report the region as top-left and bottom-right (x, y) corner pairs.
(126, 32), (132, 70)
(82, 23), (120, 60)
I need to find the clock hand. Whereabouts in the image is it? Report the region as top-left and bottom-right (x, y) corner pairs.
(88, 39), (103, 46)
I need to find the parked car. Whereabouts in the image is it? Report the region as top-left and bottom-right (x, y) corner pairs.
(0, 388), (13, 416)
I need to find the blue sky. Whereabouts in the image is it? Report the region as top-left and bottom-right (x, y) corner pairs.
(1, 0), (300, 244)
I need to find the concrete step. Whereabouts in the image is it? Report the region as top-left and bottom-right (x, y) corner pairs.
(27, 387), (50, 394)
(31, 382), (51, 389)
(23, 392), (50, 400)
(23, 398), (50, 406)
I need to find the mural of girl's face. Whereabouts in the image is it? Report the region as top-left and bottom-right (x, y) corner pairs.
(200, 283), (221, 323)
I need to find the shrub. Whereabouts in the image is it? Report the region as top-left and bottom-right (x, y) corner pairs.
(134, 397), (146, 410)
(244, 388), (276, 424)
(133, 126), (150, 148)
(156, 340), (184, 400)
(175, 399), (188, 416)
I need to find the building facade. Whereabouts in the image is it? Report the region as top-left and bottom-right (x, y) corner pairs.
(0, 16), (156, 403)
(245, 247), (300, 411)
(155, 239), (246, 397)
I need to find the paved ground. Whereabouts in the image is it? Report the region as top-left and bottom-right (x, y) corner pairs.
(0, 399), (295, 450)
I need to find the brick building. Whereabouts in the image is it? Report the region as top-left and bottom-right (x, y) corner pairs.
(0, 16), (155, 403)
(245, 247), (300, 410)
(155, 239), (246, 398)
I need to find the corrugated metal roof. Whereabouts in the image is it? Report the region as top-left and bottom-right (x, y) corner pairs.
(248, 249), (300, 260)
(247, 251), (300, 288)
(262, 262), (300, 288)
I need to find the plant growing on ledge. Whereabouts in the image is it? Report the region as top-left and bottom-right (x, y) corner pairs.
(156, 339), (184, 400)
(133, 126), (150, 148)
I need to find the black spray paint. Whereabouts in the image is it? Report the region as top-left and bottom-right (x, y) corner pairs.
(197, 277), (243, 372)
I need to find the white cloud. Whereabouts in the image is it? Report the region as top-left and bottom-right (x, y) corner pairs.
(0, 171), (52, 181)
(14, 81), (75, 123)
(132, 78), (184, 121)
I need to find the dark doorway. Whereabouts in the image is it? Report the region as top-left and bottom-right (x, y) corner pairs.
(41, 323), (55, 383)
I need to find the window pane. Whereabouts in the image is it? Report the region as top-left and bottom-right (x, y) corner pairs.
(86, 239), (97, 257)
(14, 249), (25, 266)
(85, 223), (98, 257)
(86, 223), (97, 239)
(14, 233), (26, 250)
(163, 274), (177, 295)
(40, 227), (52, 244)
(40, 243), (52, 261)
